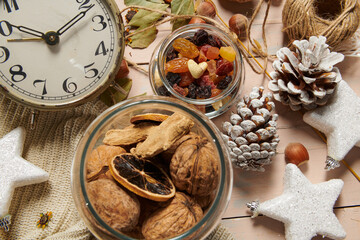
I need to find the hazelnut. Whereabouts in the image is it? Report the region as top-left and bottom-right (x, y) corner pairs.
(229, 14), (248, 36)
(189, 17), (206, 24)
(284, 143), (309, 166)
(196, 2), (216, 18)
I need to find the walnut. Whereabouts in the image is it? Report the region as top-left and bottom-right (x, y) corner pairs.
(87, 178), (140, 232)
(86, 145), (126, 180)
(170, 134), (219, 196)
(141, 192), (203, 240)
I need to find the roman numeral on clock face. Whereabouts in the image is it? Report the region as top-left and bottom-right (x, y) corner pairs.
(3, 0), (19, 13)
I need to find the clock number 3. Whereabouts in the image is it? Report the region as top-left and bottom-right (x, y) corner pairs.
(92, 15), (107, 32)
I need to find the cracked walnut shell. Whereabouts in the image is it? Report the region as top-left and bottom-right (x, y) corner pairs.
(170, 134), (219, 196)
(141, 192), (203, 240)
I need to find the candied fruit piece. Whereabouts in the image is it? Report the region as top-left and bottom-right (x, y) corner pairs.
(217, 75), (232, 89)
(206, 47), (220, 60)
(219, 46), (236, 62)
(173, 38), (199, 59)
(197, 75), (215, 89)
(173, 84), (188, 97)
(166, 58), (190, 73)
(207, 59), (217, 80)
(166, 72), (181, 86)
(216, 58), (233, 76)
(211, 88), (222, 97)
(197, 50), (207, 63)
(200, 44), (212, 55)
(179, 72), (195, 87)
(193, 29), (209, 46)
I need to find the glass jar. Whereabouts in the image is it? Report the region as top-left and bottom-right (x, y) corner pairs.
(71, 95), (233, 240)
(149, 23), (245, 119)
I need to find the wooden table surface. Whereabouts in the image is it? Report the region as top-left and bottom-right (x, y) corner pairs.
(115, 0), (360, 239)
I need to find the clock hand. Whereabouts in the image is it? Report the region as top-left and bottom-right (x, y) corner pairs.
(7, 37), (43, 42)
(56, 4), (95, 36)
(10, 23), (45, 38)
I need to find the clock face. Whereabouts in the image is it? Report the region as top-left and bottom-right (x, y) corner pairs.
(0, 0), (124, 109)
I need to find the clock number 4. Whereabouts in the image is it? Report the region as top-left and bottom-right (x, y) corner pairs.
(95, 41), (108, 56)
(3, 0), (19, 13)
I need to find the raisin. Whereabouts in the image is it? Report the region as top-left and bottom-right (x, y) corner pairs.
(216, 58), (233, 75)
(158, 85), (171, 96)
(166, 58), (189, 73)
(197, 75), (216, 89)
(173, 38), (199, 59)
(217, 76), (232, 89)
(196, 85), (212, 98)
(193, 29), (209, 46)
(188, 83), (197, 99)
(166, 47), (178, 61)
(166, 72), (181, 86)
(208, 35), (222, 48)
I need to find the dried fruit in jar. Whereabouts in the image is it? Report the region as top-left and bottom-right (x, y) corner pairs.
(193, 29), (209, 46)
(87, 145), (126, 180)
(206, 46), (220, 60)
(166, 72), (182, 86)
(109, 153), (176, 202)
(216, 58), (234, 75)
(134, 112), (194, 158)
(170, 133), (219, 196)
(130, 113), (169, 124)
(219, 46), (236, 62)
(217, 75), (232, 89)
(172, 38), (199, 59)
(142, 192), (203, 240)
(87, 178), (140, 232)
(165, 58), (190, 73)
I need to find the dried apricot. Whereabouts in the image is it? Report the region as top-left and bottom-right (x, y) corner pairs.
(206, 47), (220, 60)
(173, 38), (199, 59)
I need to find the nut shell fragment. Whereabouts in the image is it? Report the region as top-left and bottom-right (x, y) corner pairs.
(87, 178), (140, 232)
(141, 192), (203, 240)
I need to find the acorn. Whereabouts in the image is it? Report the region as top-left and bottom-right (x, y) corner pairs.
(229, 14), (248, 36)
(284, 143), (309, 166)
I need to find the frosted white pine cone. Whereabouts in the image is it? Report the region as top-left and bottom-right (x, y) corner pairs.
(222, 87), (279, 172)
(268, 36), (344, 111)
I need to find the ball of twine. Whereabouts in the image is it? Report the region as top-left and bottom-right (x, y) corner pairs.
(282, 0), (360, 48)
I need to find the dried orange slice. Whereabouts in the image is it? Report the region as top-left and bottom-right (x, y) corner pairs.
(130, 113), (169, 124)
(109, 153), (175, 202)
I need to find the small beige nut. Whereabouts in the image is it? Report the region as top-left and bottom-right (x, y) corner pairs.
(188, 59), (207, 79)
(284, 142), (309, 166)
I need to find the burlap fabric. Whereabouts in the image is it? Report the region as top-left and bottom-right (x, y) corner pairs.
(0, 94), (234, 240)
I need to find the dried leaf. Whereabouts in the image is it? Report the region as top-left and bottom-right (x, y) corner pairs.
(128, 26), (157, 48)
(171, 0), (195, 31)
(100, 78), (132, 106)
(125, 0), (168, 27)
(125, 0), (168, 48)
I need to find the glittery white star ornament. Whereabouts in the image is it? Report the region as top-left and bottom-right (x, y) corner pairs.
(303, 80), (360, 169)
(0, 127), (49, 232)
(247, 164), (346, 240)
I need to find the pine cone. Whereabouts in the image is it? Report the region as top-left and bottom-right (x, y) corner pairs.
(221, 87), (279, 172)
(268, 36), (344, 111)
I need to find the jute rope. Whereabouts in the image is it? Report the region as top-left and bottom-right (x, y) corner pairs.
(282, 0), (360, 48)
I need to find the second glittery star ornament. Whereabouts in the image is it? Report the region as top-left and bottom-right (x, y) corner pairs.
(303, 80), (360, 169)
(247, 164), (346, 240)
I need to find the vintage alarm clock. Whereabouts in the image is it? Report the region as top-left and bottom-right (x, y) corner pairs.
(0, 0), (124, 111)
